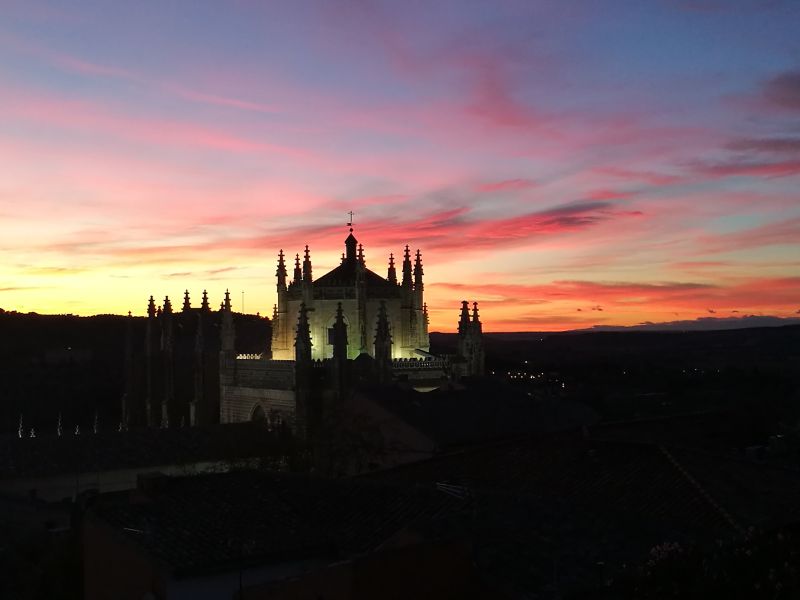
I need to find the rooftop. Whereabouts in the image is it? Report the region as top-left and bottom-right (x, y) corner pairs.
(88, 470), (467, 577)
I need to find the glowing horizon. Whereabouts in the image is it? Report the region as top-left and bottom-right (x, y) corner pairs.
(1, 1), (799, 332)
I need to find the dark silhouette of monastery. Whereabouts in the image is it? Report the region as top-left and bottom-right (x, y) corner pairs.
(124, 229), (485, 438)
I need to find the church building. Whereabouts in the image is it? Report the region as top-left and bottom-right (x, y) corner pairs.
(271, 229), (429, 360)
(128, 228), (484, 440)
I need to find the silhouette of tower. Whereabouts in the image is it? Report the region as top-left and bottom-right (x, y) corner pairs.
(294, 303), (312, 438)
(332, 302), (348, 396)
(457, 300), (485, 377)
(161, 296), (174, 428)
(374, 300), (392, 383)
(387, 253), (397, 285)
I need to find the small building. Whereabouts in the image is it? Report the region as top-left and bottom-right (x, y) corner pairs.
(83, 470), (488, 600)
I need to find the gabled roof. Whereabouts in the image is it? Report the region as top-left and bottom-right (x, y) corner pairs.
(313, 259), (399, 295)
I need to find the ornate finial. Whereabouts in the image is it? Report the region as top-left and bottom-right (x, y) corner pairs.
(182, 290), (191, 312)
(293, 253), (302, 284)
(459, 300), (471, 334)
(277, 249), (287, 287)
(295, 303), (312, 359)
(347, 210), (354, 227)
(201, 289), (210, 311)
(375, 300), (391, 341)
(163, 296), (172, 314)
(402, 245), (412, 287)
(374, 300), (392, 370)
(423, 302), (429, 324)
(147, 295), (156, 317)
(223, 289), (232, 311)
(127, 310), (132, 318)
(332, 302), (348, 359)
(357, 243), (365, 266)
(302, 245), (313, 282)
(387, 253), (397, 284)
(272, 303), (278, 320)
(414, 249), (423, 287)
(472, 302), (480, 322)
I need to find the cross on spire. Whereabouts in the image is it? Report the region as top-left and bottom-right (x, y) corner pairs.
(347, 211), (354, 227)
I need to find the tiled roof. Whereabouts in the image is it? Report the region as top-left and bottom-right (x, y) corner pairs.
(313, 260), (399, 294)
(88, 470), (467, 577)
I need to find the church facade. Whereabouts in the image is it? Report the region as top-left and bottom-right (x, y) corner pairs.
(271, 230), (429, 360)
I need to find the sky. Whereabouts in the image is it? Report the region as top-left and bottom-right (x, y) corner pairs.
(1, 0), (799, 331)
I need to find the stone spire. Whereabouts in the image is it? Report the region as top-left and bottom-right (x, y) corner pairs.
(294, 303), (312, 440)
(272, 303), (278, 321)
(294, 303), (312, 363)
(221, 288), (235, 354)
(387, 253), (397, 285)
(331, 302), (349, 396)
(374, 301), (392, 360)
(472, 301), (481, 328)
(147, 295), (156, 318)
(423, 302), (429, 326)
(357, 243), (365, 267)
(345, 229), (357, 262)
(332, 302), (348, 362)
(293, 253), (302, 284)
(182, 290), (191, 312)
(457, 300), (485, 377)
(223, 289), (232, 312)
(276, 249), (287, 289)
(458, 300), (471, 334)
(414, 249), (424, 290)
(302, 245), (313, 282)
(401, 245), (412, 288)
(375, 301), (392, 382)
(163, 296), (173, 314)
(201, 289), (210, 311)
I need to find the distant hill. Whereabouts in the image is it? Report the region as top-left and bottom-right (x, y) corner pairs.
(431, 324), (800, 373)
(583, 314), (800, 332)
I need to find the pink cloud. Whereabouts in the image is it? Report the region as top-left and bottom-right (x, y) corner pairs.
(693, 159), (800, 178)
(763, 68), (800, 111)
(698, 217), (800, 254)
(474, 178), (537, 193)
(0, 86), (307, 158)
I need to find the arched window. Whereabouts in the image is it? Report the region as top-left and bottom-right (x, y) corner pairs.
(251, 404), (266, 422)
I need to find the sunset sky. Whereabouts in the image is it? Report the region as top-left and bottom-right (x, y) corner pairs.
(1, 0), (799, 331)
